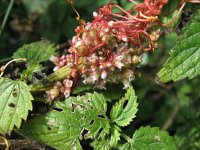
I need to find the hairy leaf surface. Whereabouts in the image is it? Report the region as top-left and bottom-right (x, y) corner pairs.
(121, 126), (177, 150)
(0, 78), (33, 134)
(110, 86), (138, 126)
(158, 10), (200, 82)
(13, 41), (56, 65)
(91, 125), (121, 150)
(18, 92), (110, 149)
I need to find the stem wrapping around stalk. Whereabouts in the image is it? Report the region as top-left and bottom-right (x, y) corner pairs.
(47, 65), (71, 81)
(29, 84), (54, 92)
(30, 66), (71, 92)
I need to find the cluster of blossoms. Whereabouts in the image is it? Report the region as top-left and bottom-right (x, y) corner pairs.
(47, 0), (169, 99)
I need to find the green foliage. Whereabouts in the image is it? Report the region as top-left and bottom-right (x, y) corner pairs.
(173, 78), (200, 150)
(0, 78), (33, 134)
(18, 92), (110, 149)
(121, 126), (177, 150)
(110, 86), (138, 127)
(12, 41), (56, 65)
(72, 84), (94, 94)
(91, 125), (121, 150)
(175, 119), (200, 150)
(18, 86), (140, 149)
(160, 0), (180, 28)
(158, 9), (200, 82)
(20, 64), (42, 81)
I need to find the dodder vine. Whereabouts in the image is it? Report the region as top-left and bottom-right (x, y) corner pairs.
(49, 0), (169, 99)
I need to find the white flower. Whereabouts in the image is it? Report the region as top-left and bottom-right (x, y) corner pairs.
(93, 11), (98, 17)
(123, 79), (130, 89)
(113, 56), (124, 69)
(63, 79), (73, 87)
(101, 70), (107, 79)
(108, 21), (114, 27)
(53, 66), (60, 72)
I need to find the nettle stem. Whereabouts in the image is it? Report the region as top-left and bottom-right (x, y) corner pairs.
(121, 133), (133, 143)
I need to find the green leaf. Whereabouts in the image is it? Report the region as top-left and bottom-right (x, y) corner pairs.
(12, 41), (56, 65)
(160, 0), (180, 28)
(121, 126), (178, 150)
(0, 78), (33, 134)
(72, 84), (94, 94)
(20, 64), (43, 81)
(91, 125), (121, 150)
(158, 10), (200, 82)
(18, 92), (110, 149)
(110, 86), (138, 127)
(175, 119), (200, 150)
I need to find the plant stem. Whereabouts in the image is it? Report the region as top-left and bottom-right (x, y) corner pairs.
(0, 136), (9, 150)
(47, 66), (71, 81)
(162, 92), (180, 130)
(0, 0), (15, 38)
(121, 133), (133, 143)
(162, 104), (179, 130)
(30, 66), (71, 92)
(0, 139), (45, 150)
(30, 84), (54, 92)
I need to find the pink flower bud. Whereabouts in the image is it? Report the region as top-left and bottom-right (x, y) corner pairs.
(63, 79), (73, 88)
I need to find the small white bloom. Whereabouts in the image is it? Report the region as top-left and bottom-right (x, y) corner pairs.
(59, 61), (64, 66)
(106, 62), (112, 67)
(101, 70), (107, 79)
(123, 79), (130, 89)
(105, 28), (109, 32)
(53, 66), (59, 72)
(91, 72), (100, 83)
(49, 55), (58, 62)
(72, 36), (76, 43)
(108, 21), (114, 27)
(93, 11), (98, 17)
(63, 79), (73, 87)
(113, 56), (124, 69)
(122, 36), (128, 42)
(74, 40), (82, 48)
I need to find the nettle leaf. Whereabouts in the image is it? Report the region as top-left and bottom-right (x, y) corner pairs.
(12, 41), (56, 65)
(110, 86), (138, 127)
(18, 92), (110, 149)
(158, 10), (200, 82)
(160, 0), (180, 28)
(121, 126), (178, 150)
(91, 125), (121, 150)
(72, 84), (94, 94)
(0, 78), (33, 134)
(20, 64), (43, 81)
